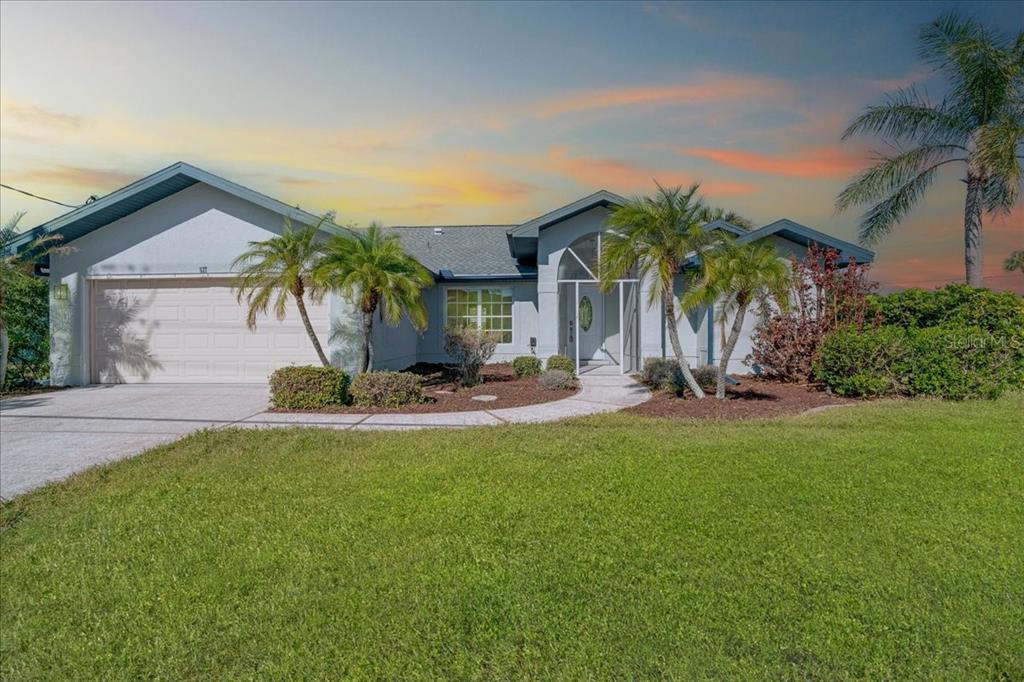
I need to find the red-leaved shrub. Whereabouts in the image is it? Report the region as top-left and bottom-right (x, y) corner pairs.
(747, 245), (879, 383)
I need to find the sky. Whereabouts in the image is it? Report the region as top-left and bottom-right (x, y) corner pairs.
(1, 0), (1021, 292)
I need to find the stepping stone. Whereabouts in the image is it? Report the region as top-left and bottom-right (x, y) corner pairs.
(471, 394), (498, 402)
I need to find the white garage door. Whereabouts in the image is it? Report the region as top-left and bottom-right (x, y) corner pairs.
(91, 278), (330, 383)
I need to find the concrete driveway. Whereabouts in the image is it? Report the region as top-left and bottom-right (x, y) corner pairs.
(0, 384), (270, 499)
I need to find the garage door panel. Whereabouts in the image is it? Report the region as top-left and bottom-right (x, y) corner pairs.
(92, 279), (330, 384)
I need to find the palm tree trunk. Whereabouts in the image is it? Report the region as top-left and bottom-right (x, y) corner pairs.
(293, 293), (330, 367)
(360, 310), (374, 373)
(0, 283), (8, 387)
(663, 290), (705, 399)
(963, 173), (984, 287)
(0, 317), (9, 388)
(716, 303), (748, 400)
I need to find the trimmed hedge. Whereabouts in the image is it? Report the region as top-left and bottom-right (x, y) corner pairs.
(512, 355), (542, 378)
(270, 365), (350, 409)
(815, 324), (1023, 400)
(545, 354), (575, 375)
(870, 284), (1024, 336)
(350, 371), (425, 407)
(539, 369), (576, 390)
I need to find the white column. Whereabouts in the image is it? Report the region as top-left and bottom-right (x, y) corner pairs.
(618, 281), (624, 374)
(574, 281), (580, 373)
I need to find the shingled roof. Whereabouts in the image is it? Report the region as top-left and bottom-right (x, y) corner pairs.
(387, 225), (535, 280)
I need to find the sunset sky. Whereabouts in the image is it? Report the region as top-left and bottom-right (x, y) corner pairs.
(1, 0), (1021, 292)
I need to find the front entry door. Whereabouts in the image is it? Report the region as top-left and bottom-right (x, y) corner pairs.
(577, 284), (604, 363)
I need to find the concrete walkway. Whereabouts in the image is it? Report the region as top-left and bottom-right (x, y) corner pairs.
(238, 364), (650, 430)
(0, 367), (648, 498)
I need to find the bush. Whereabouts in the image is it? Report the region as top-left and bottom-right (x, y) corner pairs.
(869, 284), (1024, 336)
(748, 244), (878, 382)
(512, 355), (542, 378)
(692, 365), (718, 390)
(1, 270), (49, 388)
(270, 365), (350, 409)
(545, 354), (575, 375)
(538, 369), (576, 390)
(642, 358), (681, 391)
(815, 325), (1023, 400)
(643, 358), (717, 394)
(349, 371), (425, 407)
(444, 326), (499, 386)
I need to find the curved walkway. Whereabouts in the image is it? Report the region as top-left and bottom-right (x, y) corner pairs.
(0, 368), (649, 498)
(237, 365), (651, 431)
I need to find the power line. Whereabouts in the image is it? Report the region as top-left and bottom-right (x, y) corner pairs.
(0, 183), (80, 209)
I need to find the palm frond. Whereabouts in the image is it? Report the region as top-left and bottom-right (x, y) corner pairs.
(856, 164), (943, 244)
(841, 88), (969, 143)
(836, 144), (965, 212)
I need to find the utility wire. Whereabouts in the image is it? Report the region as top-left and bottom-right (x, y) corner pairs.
(0, 183), (81, 209)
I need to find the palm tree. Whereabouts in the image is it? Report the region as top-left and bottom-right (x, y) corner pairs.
(702, 206), (753, 230)
(314, 224), (432, 373)
(1, 212), (67, 386)
(600, 183), (717, 399)
(681, 239), (791, 399)
(232, 216), (332, 367)
(1006, 249), (1024, 275)
(837, 12), (1023, 287)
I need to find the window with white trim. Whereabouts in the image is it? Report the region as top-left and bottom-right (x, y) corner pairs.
(445, 287), (513, 343)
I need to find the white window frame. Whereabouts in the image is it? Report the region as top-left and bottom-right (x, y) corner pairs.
(443, 285), (515, 345)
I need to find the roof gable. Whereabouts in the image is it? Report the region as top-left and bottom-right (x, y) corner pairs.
(7, 162), (340, 254)
(737, 218), (874, 263)
(508, 190), (625, 239)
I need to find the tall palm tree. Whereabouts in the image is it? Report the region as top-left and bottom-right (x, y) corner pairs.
(314, 224), (432, 373)
(837, 12), (1023, 287)
(1, 212), (68, 387)
(681, 240), (791, 399)
(600, 183), (716, 399)
(232, 216), (332, 367)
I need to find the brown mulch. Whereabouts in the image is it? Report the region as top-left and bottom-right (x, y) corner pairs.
(625, 376), (856, 421)
(273, 362), (577, 414)
(0, 385), (68, 399)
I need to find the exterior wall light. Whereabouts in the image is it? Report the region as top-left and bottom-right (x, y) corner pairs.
(53, 283), (70, 301)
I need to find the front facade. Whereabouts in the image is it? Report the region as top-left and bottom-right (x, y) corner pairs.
(11, 162), (873, 386)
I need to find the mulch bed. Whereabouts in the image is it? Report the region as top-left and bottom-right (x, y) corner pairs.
(625, 376), (856, 421)
(0, 386), (68, 400)
(273, 363), (577, 414)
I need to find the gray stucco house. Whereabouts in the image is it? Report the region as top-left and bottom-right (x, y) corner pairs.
(11, 162), (873, 385)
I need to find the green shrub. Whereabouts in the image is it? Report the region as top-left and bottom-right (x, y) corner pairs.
(270, 365), (350, 409)
(642, 358), (680, 390)
(545, 354), (575, 375)
(444, 326), (499, 387)
(642, 358), (716, 394)
(870, 284), (1024, 336)
(1, 270), (49, 388)
(350, 371), (425, 407)
(692, 365), (718, 390)
(815, 325), (1023, 400)
(538, 369), (576, 390)
(512, 355), (542, 378)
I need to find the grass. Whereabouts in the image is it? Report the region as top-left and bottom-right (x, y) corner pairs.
(2, 396), (1022, 680)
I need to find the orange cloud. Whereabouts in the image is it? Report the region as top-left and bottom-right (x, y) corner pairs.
(0, 98), (85, 130)
(683, 145), (865, 178)
(533, 74), (793, 119)
(4, 165), (137, 189)
(540, 146), (757, 196)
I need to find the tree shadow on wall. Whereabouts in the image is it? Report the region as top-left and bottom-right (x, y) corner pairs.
(93, 291), (163, 383)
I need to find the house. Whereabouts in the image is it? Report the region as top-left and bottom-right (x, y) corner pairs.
(10, 162), (873, 385)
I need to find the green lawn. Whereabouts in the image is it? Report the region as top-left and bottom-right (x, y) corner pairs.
(2, 397), (1022, 680)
